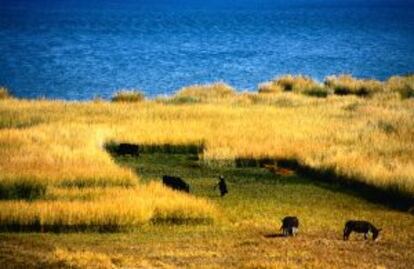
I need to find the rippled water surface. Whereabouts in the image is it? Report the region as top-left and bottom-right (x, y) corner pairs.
(1, 1), (413, 99)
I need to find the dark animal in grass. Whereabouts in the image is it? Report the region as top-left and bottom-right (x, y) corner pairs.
(280, 216), (299, 236)
(162, 175), (190, 193)
(214, 175), (228, 197)
(343, 220), (382, 241)
(115, 143), (139, 156)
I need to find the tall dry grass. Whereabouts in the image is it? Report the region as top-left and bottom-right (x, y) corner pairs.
(0, 78), (413, 228)
(0, 183), (217, 231)
(325, 75), (383, 97)
(111, 90), (145, 102)
(386, 75), (414, 99)
(259, 75), (328, 97)
(172, 82), (236, 103)
(259, 74), (414, 99)
(0, 123), (137, 190)
(0, 87), (11, 99)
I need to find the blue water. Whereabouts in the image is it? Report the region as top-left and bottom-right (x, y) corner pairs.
(1, 1), (413, 100)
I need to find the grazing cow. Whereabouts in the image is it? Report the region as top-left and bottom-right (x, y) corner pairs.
(162, 175), (190, 193)
(281, 216), (299, 236)
(116, 143), (139, 156)
(343, 220), (381, 241)
(214, 175), (228, 197)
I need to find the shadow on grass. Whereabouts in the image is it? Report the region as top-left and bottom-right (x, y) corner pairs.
(262, 233), (286, 238)
(151, 218), (214, 225)
(106, 143), (413, 212)
(235, 157), (413, 211)
(0, 218), (214, 233)
(105, 141), (204, 156)
(0, 223), (125, 233)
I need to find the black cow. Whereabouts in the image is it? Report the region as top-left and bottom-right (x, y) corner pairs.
(343, 220), (381, 241)
(281, 216), (299, 236)
(116, 143), (139, 156)
(162, 175), (190, 193)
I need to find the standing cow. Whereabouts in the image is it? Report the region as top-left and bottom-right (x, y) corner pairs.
(280, 216), (299, 236)
(162, 175), (190, 193)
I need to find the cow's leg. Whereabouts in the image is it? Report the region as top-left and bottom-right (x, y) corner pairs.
(343, 229), (351, 240)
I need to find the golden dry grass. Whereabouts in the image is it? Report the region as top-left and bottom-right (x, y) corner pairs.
(50, 248), (115, 269)
(257, 81), (284, 94)
(259, 75), (328, 97)
(0, 87), (11, 100)
(0, 81), (413, 229)
(0, 183), (217, 231)
(325, 75), (383, 97)
(111, 90), (145, 102)
(386, 75), (414, 99)
(173, 82), (236, 102)
(1, 96), (413, 195)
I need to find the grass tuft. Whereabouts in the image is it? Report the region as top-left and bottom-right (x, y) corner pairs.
(174, 83), (236, 102)
(163, 95), (201, 104)
(0, 87), (12, 100)
(260, 75), (328, 97)
(325, 75), (383, 97)
(386, 75), (414, 99)
(257, 82), (284, 94)
(111, 90), (145, 102)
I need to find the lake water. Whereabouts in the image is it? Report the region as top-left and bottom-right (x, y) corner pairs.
(1, 0), (413, 100)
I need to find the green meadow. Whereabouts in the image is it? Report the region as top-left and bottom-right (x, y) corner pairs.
(1, 151), (413, 269)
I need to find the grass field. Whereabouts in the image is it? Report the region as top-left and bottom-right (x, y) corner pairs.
(0, 76), (413, 268)
(1, 152), (413, 268)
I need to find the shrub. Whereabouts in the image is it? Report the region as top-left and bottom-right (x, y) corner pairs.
(175, 83), (236, 101)
(111, 90), (145, 102)
(325, 75), (383, 97)
(386, 75), (414, 99)
(0, 87), (11, 99)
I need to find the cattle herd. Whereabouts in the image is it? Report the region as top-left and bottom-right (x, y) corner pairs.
(112, 143), (382, 240)
(161, 174), (382, 241)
